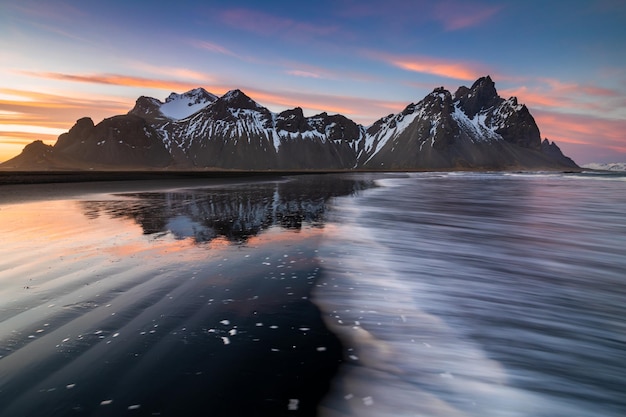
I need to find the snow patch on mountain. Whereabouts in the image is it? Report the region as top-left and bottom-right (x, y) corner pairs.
(364, 109), (421, 163)
(160, 88), (217, 120)
(452, 105), (502, 142)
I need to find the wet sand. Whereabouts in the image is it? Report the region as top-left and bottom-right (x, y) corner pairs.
(0, 176), (372, 417)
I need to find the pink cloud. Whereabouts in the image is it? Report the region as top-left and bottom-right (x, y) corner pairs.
(501, 87), (564, 109)
(501, 78), (625, 119)
(538, 78), (621, 98)
(532, 109), (626, 163)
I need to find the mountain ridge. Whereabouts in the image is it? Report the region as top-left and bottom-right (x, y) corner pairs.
(1, 76), (579, 171)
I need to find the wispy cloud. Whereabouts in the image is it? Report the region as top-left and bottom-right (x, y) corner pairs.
(433, 1), (503, 31)
(128, 62), (215, 84)
(335, 0), (501, 31)
(501, 78), (625, 118)
(496, 75), (625, 162)
(219, 8), (339, 39)
(0, 88), (129, 114)
(286, 70), (323, 79)
(538, 78), (621, 98)
(532, 109), (626, 163)
(8, 1), (87, 23)
(282, 62), (341, 80)
(0, 87), (134, 161)
(534, 110), (625, 144)
(19, 71), (207, 92)
(0, 88), (131, 136)
(189, 40), (241, 58)
(365, 51), (488, 81)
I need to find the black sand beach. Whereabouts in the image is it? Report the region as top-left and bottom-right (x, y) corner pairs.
(0, 170), (357, 185)
(0, 175), (373, 417)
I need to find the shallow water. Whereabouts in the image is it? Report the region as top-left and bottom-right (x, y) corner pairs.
(0, 175), (371, 417)
(315, 172), (626, 417)
(1, 172), (624, 416)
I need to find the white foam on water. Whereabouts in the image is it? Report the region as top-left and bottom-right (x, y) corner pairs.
(314, 182), (563, 417)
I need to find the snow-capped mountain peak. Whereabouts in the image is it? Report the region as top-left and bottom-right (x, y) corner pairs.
(219, 89), (262, 110)
(4, 76), (579, 171)
(159, 88), (218, 120)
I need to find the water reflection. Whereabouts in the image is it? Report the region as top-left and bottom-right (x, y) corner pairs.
(80, 175), (374, 244)
(0, 174), (375, 417)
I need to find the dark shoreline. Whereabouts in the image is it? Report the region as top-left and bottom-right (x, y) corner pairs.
(0, 167), (583, 186)
(0, 170), (330, 185)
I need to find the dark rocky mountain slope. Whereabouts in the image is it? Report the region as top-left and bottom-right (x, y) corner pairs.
(1, 76), (578, 171)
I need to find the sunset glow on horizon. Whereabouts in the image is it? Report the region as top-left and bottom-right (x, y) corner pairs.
(1, 0), (624, 164)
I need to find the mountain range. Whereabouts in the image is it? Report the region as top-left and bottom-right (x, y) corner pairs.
(1, 76), (578, 171)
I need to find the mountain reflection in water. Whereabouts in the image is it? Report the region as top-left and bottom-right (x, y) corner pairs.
(80, 175), (374, 243)
(0, 174), (376, 417)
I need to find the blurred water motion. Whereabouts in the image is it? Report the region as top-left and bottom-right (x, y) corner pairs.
(1, 171), (624, 417)
(316, 172), (626, 417)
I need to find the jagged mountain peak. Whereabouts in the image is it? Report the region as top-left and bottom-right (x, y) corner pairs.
(129, 88), (217, 121)
(454, 75), (501, 118)
(165, 87), (217, 104)
(276, 107), (311, 133)
(2, 75), (579, 171)
(423, 87), (453, 106)
(219, 89), (261, 109)
(128, 96), (163, 119)
(160, 88), (217, 120)
(203, 89), (270, 124)
(471, 75), (495, 90)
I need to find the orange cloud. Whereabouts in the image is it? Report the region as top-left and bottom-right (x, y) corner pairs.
(365, 51), (487, 81)
(0, 133), (56, 162)
(0, 88), (133, 162)
(21, 71), (205, 92)
(128, 63), (215, 84)
(393, 60), (481, 81)
(0, 88), (130, 127)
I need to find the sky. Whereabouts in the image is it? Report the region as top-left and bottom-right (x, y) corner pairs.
(1, 0), (625, 165)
